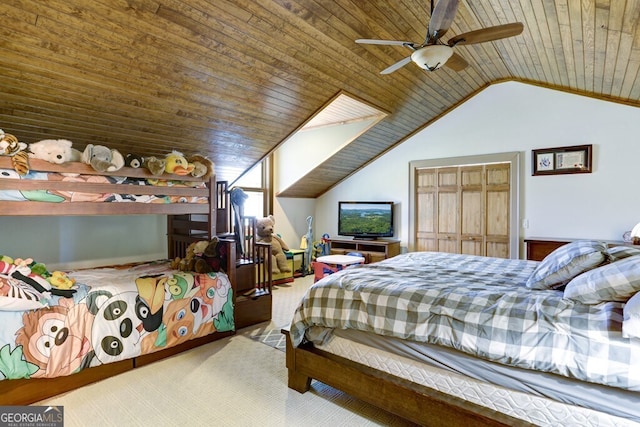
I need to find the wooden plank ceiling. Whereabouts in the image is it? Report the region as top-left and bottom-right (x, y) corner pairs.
(1, 1), (639, 198)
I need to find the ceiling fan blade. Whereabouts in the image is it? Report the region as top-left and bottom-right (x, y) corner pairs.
(380, 56), (412, 74)
(356, 39), (414, 47)
(447, 22), (524, 46)
(427, 0), (460, 42)
(443, 52), (468, 71)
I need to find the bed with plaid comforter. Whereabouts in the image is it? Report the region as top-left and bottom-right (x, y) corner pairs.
(289, 251), (640, 391)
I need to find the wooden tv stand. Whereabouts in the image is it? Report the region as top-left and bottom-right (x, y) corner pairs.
(329, 238), (400, 263)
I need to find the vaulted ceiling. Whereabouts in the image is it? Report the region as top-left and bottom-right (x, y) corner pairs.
(1, 1), (639, 198)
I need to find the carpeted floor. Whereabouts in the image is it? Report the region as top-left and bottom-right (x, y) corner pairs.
(36, 274), (417, 426)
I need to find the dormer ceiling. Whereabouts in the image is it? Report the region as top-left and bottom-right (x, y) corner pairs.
(1, 1), (639, 198)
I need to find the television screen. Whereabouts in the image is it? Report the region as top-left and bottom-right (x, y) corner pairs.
(338, 201), (394, 239)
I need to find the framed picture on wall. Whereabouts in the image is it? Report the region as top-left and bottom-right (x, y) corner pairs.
(532, 144), (592, 176)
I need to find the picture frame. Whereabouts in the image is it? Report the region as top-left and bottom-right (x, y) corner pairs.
(532, 144), (592, 176)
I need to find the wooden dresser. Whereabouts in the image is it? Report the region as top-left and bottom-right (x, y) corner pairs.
(524, 237), (640, 261)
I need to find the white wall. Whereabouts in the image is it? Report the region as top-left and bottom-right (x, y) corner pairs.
(275, 119), (377, 193)
(278, 81), (640, 253)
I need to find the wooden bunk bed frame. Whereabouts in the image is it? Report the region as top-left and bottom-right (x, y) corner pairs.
(0, 158), (272, 404)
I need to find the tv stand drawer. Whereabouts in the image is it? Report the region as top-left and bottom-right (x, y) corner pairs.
(328, 238), (400, 263)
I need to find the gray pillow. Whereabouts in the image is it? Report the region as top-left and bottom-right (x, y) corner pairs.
(564, 255), (640, 304)
(607, 245), (640, 262)
(526, 240), (608, 290)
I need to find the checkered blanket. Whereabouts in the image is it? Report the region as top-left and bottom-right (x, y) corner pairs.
(289, 251), (640, 391)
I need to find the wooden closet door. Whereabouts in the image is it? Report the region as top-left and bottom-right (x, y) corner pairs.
(460, 166), (483, 255)
(414, 162), (511, 258)
(485, 163), (510, 258)
(415, 168), (437, 251)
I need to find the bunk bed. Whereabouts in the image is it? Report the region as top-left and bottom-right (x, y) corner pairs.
(0, 157), (272, 404)
(285, 243), (640, 426)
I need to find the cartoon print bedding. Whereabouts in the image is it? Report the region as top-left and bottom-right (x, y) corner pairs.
(0, 259), (233, 380)
(0, 169), (208, 204)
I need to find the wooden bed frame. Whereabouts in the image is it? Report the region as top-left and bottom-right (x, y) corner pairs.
(0, 159), (272, 404)
(283, 330), (532, 427)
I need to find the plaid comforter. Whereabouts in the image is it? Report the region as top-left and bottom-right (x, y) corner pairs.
(289, 251), (640, 391)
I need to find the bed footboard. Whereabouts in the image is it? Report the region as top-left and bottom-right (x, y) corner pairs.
(282, 330), (531, 427)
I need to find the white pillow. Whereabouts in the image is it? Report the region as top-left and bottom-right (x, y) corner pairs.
(623, 291), (640, 339)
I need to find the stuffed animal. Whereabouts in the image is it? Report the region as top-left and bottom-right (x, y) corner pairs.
(188, 154), (215, 180)
(81, 144), (125, 172)
(172, 240), (209, 272)
(29, 139), (82, 164)
(164, 151), (195, 176)
(48, 271), (76, 290)
(255, 215), (291, 274)
(125, 153), (144, 168)
(143, 156), (165, 176)
(193, 236), (226, 273)
(0, 129), (29, 175)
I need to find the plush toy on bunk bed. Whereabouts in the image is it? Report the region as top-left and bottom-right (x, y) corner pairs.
(256, 215), (291, 275)
(164, 151), (195, 176)
(28, 139), (82, 164)
(124, 153), (144, 168)
(172, 240), (208, 272)
(171, 237), (226, 274)
(81, 144), (125, 172)
(0, 129), (30, 175)
(0, 255), (76, 302)
(143, 156), (166, 176)
(188, 154), (215, 179)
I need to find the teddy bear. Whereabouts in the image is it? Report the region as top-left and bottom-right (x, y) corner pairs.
(255, 215), (291, 275)
(171, 240), (209, 272)
(81, 144), (125, 172)
(193, 236), (226, 273)
(28, 139), (82, 164)
(171, 237), (225, 273)
(124, 153), (144, 168)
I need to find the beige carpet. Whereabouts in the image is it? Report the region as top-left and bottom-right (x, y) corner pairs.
(36, 275), (417, 426)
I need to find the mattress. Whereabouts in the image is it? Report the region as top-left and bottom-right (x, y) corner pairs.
(314, 329), (639, 427)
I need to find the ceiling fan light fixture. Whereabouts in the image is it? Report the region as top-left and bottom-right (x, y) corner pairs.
(410, 45), (454, 71)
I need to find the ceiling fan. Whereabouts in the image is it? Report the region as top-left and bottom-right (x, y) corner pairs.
(356, 0), (524, 74)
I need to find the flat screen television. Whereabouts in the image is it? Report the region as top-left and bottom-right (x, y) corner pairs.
(338, 201), (394, 240)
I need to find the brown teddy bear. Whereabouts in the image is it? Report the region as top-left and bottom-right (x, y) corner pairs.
(193, 236), (226, 273)
(255, 215), (291, 274)
(171, 237), (226, 273)
(171, 240), (209, 272)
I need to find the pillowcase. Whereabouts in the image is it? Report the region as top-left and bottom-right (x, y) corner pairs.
(526, 240), (608, 290)
(563, 255), (640, 304)
(623, 291), (640, 339)
(607, 245), (640, 262)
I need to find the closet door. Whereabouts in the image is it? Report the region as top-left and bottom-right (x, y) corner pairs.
(414, 163), (511, 258)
